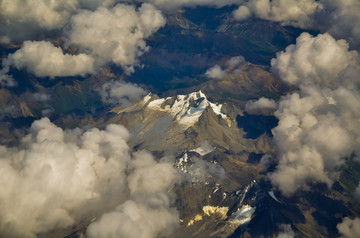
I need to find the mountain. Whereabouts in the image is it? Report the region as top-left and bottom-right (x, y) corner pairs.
(0, 3), (360, 238)
(128, 6), (303, 94)
(95, 90), (359, 238)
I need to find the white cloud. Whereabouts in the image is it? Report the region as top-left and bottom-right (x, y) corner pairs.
(269, 33), (360, 196)
(337, 217), (360, 238)
(3, 41), (95, 78)
(87, 200), (178, 238)
(233, 0), (320, 28)
(315, 0), (360, 49)
(1, 3), (166, 78)
(87, 151), (179, 238)
(233, 0), (360, 49)
(0, 118), (179, 238)
(0, 0), (121, 42)
(0, 0), (244, 43)
(233, 5), (251, 21)
(0, 0), (77, 42)
(0, 0), (75, 29)
(97, 80), (147, 106)
(271, 33), (358, 87)
(245, 97), (277, 114)
(67, 3), (166, 74)
(227, 56), (246, 67)
(205, 65), (227, 79)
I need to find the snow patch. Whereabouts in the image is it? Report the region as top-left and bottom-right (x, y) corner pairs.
(146, 91), (229, 127)
(173, 152), (191, 173)
(143, 94), (152, 103)
(209, 183), (221, 198)
(268, 191), (280, 203)
(209, 101), (227, 119)
(229, 205), (256, 226)
(147, 97), (165, 108)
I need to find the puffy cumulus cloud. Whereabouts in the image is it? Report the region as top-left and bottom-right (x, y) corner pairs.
(233, 5), (251, 21)
(271, 83), (360, 195)
(205, 65), (227, 79)
(67, 3), (166, 74)
(269, 33), (360, 196)
(233, 0), (360, 49)
(0, 0), (77, 42)
(87, 200), (178, 238)
(2, 41), (95, 78)
(337, 217), (360, 238)
(97, 80), (147, 106)
(0, 0), (120, 42)
(245, 97), (277, 114)
(0, 118), (179, 238)
(87, 151), (179, 238)
(1, 3), (165, 79)
(128, 151), (178, 195)
(227, 55), (246, 67)
(271, 33), (359, 87)
(0, 0), (245, 43)
(315, 0), (360, 49)
(233, 0), (321, 28)
(0, 118), (129, 237)
(277, 224), (295, 238)
(205, 56), (246, 80)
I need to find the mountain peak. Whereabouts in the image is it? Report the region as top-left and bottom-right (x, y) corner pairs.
(147, 90), (229, 127)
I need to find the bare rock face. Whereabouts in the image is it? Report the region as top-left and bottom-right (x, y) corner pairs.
(102, 91), (276, 237)
(108, 90), (273, 156)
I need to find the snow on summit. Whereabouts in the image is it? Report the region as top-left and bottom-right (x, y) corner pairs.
(147, 91), (228, 127)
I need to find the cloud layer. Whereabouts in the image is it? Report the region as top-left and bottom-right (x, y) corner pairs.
(269, 33), (360, 196)
(0, 0), (119, 43)
(271, 33), (358, 87)
(87, 151), (179, 238)
(233, 0), (360, 49)
(97, 80), (147, 106)
(0, 0), (76, 43)
(205, 65), (227, 79)
(1, 3), (166, 79)
(245, 97), (277, 114)
(337, 217), (360, 238)
(233, 0), (320, 28)
(0, 118), (178, 238)
(3, 41), (95, 78)
(67, 3), (166, 74)
(205, 56), (246, 80)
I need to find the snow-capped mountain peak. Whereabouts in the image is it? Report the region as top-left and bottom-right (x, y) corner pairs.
(147, 90), (229, 127)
